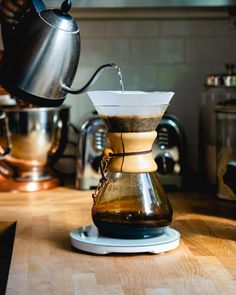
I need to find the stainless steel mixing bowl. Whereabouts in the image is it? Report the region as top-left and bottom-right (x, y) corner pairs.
(0, 105), (69, 182)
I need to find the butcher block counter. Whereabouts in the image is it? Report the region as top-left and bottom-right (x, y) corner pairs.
(0, 187), (236, 295)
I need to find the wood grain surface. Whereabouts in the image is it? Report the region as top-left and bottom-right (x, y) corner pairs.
(0, 187), (236, 295)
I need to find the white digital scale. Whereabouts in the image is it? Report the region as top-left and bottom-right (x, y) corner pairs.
(70, 225), (180, 255)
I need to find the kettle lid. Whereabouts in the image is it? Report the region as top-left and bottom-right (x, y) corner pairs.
(40, 0), (78, 33)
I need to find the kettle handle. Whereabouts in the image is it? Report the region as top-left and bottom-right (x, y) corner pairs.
(1, 22), (14, 52)
(0, 0), (46, 52)
(31, 0), (46, 13)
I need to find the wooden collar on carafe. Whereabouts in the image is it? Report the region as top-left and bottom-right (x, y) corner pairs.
(104, 131), (157, 173)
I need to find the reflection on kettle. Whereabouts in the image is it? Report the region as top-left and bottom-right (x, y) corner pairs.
(0, 0), (120, 107)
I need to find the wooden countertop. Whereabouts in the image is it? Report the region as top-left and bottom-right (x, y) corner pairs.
(0, 187), (236, 295)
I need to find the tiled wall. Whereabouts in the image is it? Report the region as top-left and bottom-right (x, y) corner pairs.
(66, 15), (236, 174)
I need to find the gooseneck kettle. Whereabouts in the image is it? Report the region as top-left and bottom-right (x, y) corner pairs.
(0, 0), (117, 107)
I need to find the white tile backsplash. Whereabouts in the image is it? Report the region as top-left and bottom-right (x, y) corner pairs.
(120, 65), (159, 91)
(79, 21), (105, 38)
(79, 38), (131, 65)
(105, 20), (160, 37)
(131, 38), (184, 64)
(185, 38), (236, 64)
(184, 118), (199, 145)
(160, 19), (236, 37)
(167, 91), (187, 118)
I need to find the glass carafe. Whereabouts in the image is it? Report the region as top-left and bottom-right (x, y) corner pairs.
(92, 172), (173, 238)
(88, 91), (174, 239)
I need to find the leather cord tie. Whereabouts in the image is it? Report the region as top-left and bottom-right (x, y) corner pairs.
(92, 149), (152, 202)
(109, 149), (152, 157)
(92, 154), (110, 202)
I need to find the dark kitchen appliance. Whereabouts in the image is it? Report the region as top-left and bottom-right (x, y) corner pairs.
(153, 114), (187, 189)
(199, 63), (236, 189)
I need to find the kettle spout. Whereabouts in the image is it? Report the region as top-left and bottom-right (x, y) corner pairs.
(62, 62), (123, 94)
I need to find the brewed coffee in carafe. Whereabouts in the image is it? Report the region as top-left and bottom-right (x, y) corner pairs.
(88, 91), (174, 239)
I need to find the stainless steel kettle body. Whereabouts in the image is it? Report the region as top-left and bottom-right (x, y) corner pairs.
(0, 0), (80, 106)
(0, 0), (119, 107)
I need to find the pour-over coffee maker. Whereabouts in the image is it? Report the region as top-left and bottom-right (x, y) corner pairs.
(70, 91), (180, 254)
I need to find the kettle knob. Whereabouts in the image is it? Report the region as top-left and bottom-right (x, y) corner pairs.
(61, 0), (72, 13)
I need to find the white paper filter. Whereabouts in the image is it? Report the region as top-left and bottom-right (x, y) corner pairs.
(87, 91), (174, 117)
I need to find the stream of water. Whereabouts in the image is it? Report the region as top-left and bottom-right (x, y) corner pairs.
(116, 65), (125, 93)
